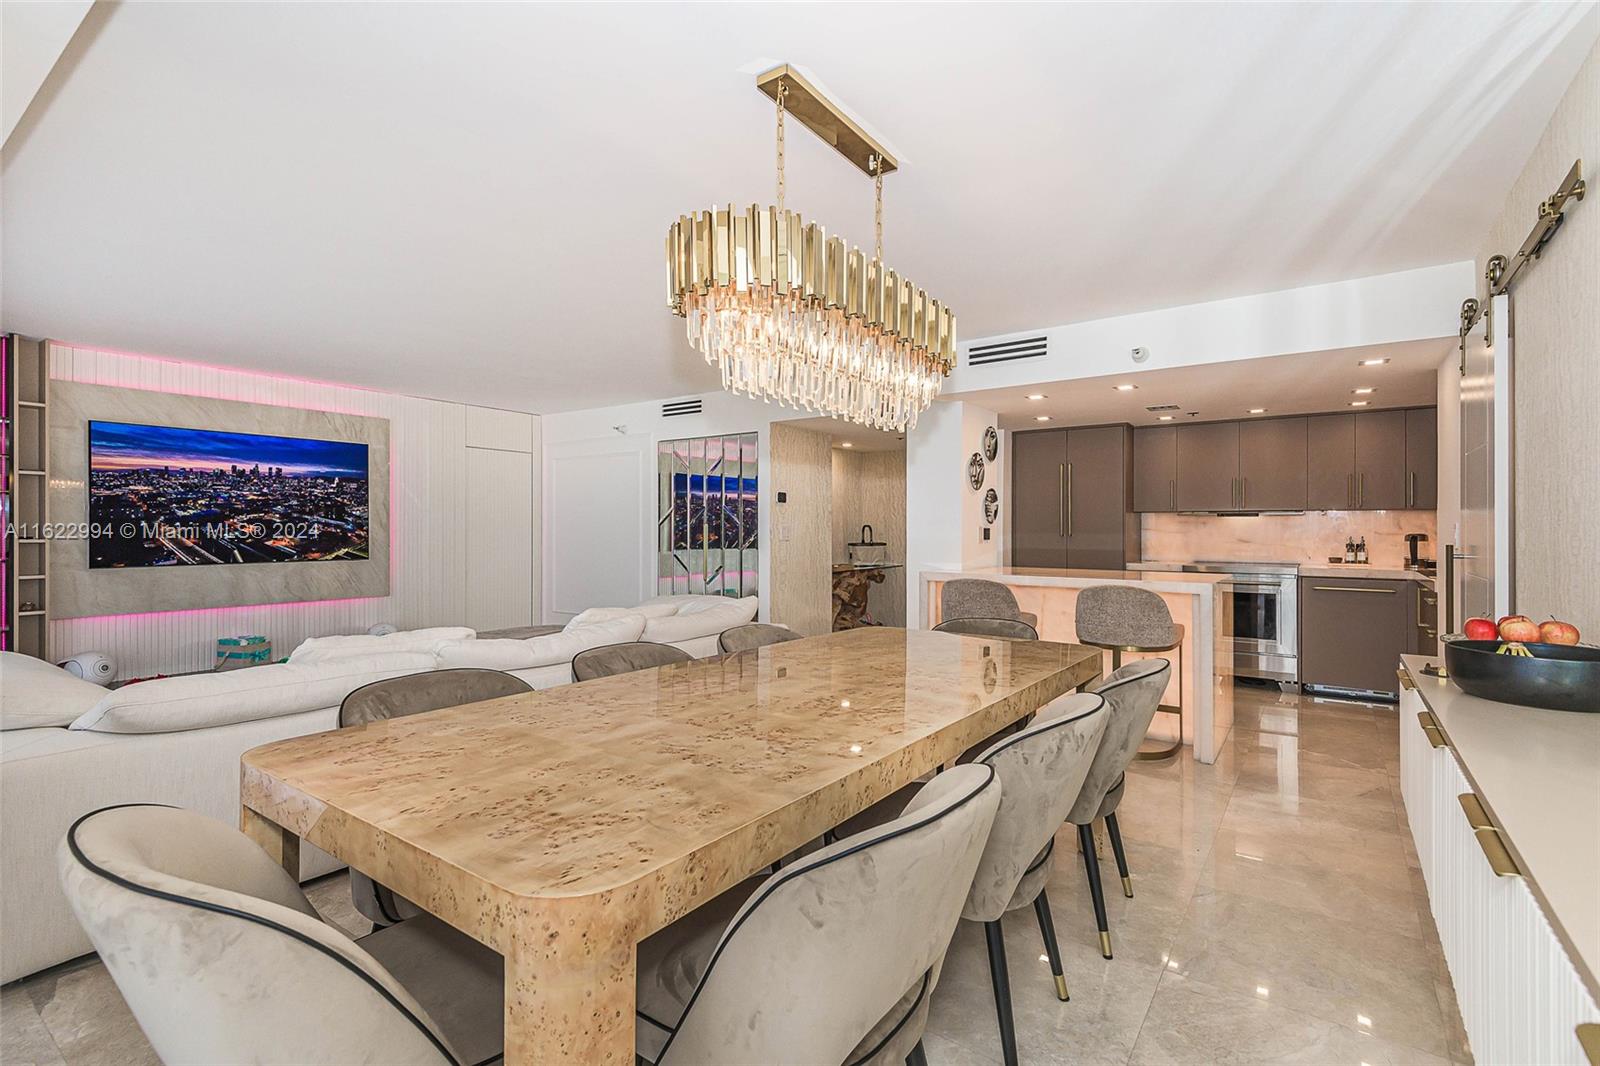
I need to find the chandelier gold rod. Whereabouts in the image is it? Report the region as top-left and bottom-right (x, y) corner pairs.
(755, 65), (898, 177)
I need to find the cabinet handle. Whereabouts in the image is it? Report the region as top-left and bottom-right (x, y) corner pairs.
(1416, 711), (1446, 748)
(1310, 585), (1396, 593)
(1458, 793), (1521, 877)
(1347, 472), (1354, 509)
(1360, 472), (1366, 508)
(1169, 479), (1174, 511)
(1408, 471), (1415, 507)
(1058, 464), (1064, 538)
(1066, 463), (1073, 538)
(1398, 669), (1416, 691)
(1241, 477), (1247, 508)
(1576, 1024), (1600, 1066)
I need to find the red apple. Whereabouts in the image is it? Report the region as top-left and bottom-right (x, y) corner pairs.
(1539, 619), (1581, 645)
(1463, 617), (1499, 641)
(1499, 618), (1542, 643)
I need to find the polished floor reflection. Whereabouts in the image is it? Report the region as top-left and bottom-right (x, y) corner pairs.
(0, 683), (1469, 1065)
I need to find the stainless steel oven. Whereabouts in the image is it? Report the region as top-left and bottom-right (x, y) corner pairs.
(1181, 562), (1299, 684)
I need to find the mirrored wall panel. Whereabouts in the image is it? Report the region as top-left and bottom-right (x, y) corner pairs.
(657, 432), (758, 599)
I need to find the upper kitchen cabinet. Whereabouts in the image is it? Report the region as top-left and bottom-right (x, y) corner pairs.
(1132, 425), (1177, 512)
(1405, 406), (1437, 510)
(1011, 425), (1138, 570)
(1237, 417), (1307, 511)
(1353, 409), (1407, 510)
(1306, 413), (1356, 509)
(1174, 421), (1239, 510)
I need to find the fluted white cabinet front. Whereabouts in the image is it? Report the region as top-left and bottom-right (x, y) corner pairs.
(1399, 680), (1599, 1065)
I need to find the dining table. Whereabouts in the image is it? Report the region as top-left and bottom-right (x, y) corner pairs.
(239, 626), (1103, 1064)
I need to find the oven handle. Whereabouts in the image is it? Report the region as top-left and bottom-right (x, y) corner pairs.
(1225, 582), (1289, 593)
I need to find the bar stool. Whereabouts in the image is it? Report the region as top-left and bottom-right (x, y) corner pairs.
(1074, 585), (1183, 760)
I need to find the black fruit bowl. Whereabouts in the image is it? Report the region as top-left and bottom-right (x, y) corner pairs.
(1443, 640), (1600, 712)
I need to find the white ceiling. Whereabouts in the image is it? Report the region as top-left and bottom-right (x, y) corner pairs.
(2, 2), (1596, 414)
(782, 415), (905, 452)
(972, 338), (1453, 431)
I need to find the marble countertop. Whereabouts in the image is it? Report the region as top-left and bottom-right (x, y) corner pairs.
(923, 566), (1227, 593)
(1401, 654), (1600, 998)
(1129, 560), (1434, 583)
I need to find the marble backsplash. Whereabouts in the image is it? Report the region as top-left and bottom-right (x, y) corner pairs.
(1140, 510), (1438, 569)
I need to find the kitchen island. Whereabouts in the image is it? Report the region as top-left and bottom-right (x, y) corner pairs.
(920, 567), (1233, 762)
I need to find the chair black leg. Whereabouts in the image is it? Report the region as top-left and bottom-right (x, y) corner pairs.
(984, 919), (1019, 1066)
(1077, 822), (1113, 959)
(1105, 811), (1134, 898)
(1032, 888), (1069, 1001)
(905, 1040), (929, 1066)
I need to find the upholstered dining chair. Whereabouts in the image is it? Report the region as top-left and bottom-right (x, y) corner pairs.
(932, 617), (1039, 641)
(1066, 658), (1171, 959)
(832, 692), (1109, 1066)
(58, 804), (502, 1066)
(571, 640), (693, 681)
(339, 667), (532, 927)
(718, 622), (802, 654)
(632, 763), (1002, 1066)
(939, 578), (1039, 629)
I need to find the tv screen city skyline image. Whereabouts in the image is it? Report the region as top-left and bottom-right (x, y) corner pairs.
(88, 420), (370, 568)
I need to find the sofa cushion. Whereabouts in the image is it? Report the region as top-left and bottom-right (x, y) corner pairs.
(641, 597), (759, 645)
(288, 627), (476, 664)
(435, 614), (646, 671)
(565, 604), (676, 629)
(69, 653), (439, 734)
(0, 653), (109, 731)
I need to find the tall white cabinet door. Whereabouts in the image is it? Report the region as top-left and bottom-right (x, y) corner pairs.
(1397, 686), (1441, 895)
(465, 447), (535, 631)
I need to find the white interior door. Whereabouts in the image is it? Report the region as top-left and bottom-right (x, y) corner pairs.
(1458, 293), (1512, 621)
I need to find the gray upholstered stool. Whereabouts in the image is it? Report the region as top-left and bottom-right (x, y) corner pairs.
(940, 578), (1039, 630)
(933, 617), (1039, 641)
(1074, 585), (1183, 760)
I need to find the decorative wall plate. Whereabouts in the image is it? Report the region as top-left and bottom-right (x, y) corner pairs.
(983, 426), (999, 462)
(967, 452), (985, 490)
(983, 488), (999, 524)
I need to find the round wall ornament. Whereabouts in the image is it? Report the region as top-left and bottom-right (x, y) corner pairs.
(984, 488), (1000, 524)
(967, 452), (985, 490)
(983, 426), (999, 461)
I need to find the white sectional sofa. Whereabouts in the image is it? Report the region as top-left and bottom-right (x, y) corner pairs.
(0, 594), (757, 983)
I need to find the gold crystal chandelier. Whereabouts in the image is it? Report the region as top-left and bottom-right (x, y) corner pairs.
(666, 66), (956, 432)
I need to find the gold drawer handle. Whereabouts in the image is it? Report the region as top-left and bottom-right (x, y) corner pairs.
(1458, 793), (1521, 877)
(1577, 1023), (1600, 1066)
(1417, 711), (1446, 749)
(1398, 669), (1416, 691)
(1311, 585), (1397, 593)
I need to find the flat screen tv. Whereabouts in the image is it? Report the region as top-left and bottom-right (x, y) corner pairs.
(88, 420), (369, 568)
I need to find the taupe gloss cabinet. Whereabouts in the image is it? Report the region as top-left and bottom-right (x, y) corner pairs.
(1174, 422), (1238, 511)
(1299, 576), (1411, 696)
(1306, 414), (1357, 509)
(1131, 426), (1176, 512)
(1405, 407), (1437, 509)
(1011, 426), (1139, 570)
(1353, 409), (1407, 510)
(1238, 417), (1308, 511)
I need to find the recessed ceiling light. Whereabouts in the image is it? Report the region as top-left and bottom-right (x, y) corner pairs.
(1034, 415), (1051, 422)
(1352, 387), (1376, 394)
(1248, 408), (1266, 414)
(1157, 415), (1175, 421)
(1350, 400), (1369, 407)
(840, 441), (853, 448)
(1113, 384), (1138, 392)
(1025, 393), (1047, 401)
(1359, 358), (1390, 366)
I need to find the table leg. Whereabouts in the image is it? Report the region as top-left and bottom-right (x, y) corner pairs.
(240, 805), (300, 879)
(504, 908), (637, 1064)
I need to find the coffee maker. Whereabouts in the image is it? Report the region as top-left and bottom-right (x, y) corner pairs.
(1404, 532), (1432, 573)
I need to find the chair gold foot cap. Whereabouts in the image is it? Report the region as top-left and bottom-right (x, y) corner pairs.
(1121, 875), (1134, 898)
(1099, 931), (1113, 958)
(1054, 974), (1070, 1001)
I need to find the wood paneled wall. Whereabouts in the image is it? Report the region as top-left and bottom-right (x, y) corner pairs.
(768, 423), (832, 636)
(44, 343), (536, 678)
(831, 449), (907, 627)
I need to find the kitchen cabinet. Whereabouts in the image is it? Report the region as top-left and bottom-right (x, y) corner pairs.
(1354, 409), (1407, 510)
(1406, 406), (1438, 509)
(1410, 579), (1439, 656)
(1010, 426), (1138, 570)
(1174, 421), (1238, 511)
(1299, 576), (1410, 695)
(1237, 417), (1307, 511)
(1305, 413), (1356, 509)
(1131, 425), (1176, 513)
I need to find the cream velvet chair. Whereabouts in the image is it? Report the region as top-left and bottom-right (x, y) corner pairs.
(339, 668), (532, 927)
(58, 804), (502, 1066)
(1066, 658), (1171, 959)
(571, 640), (692, 681)
(633, 763), (1003, 1066)
(717, 622), (802, 654)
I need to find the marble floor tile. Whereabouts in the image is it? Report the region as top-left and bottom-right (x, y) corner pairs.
(1164, 889), (1452, 1056)
(1195, 844), (1424, 939)
(24, 957), (160, 1066)
(1, 982), (65, 1066)
(1129, 972), (1451, 1065)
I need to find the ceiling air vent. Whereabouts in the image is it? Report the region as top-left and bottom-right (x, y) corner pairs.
(662, 398), (703, 417)
(1145, 404), (1181, 413)
(967, 336), (1048, 367)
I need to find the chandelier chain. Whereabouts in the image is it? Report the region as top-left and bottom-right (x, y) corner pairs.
(775, 81), (788, 214)
(872, 154), (884, 263)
